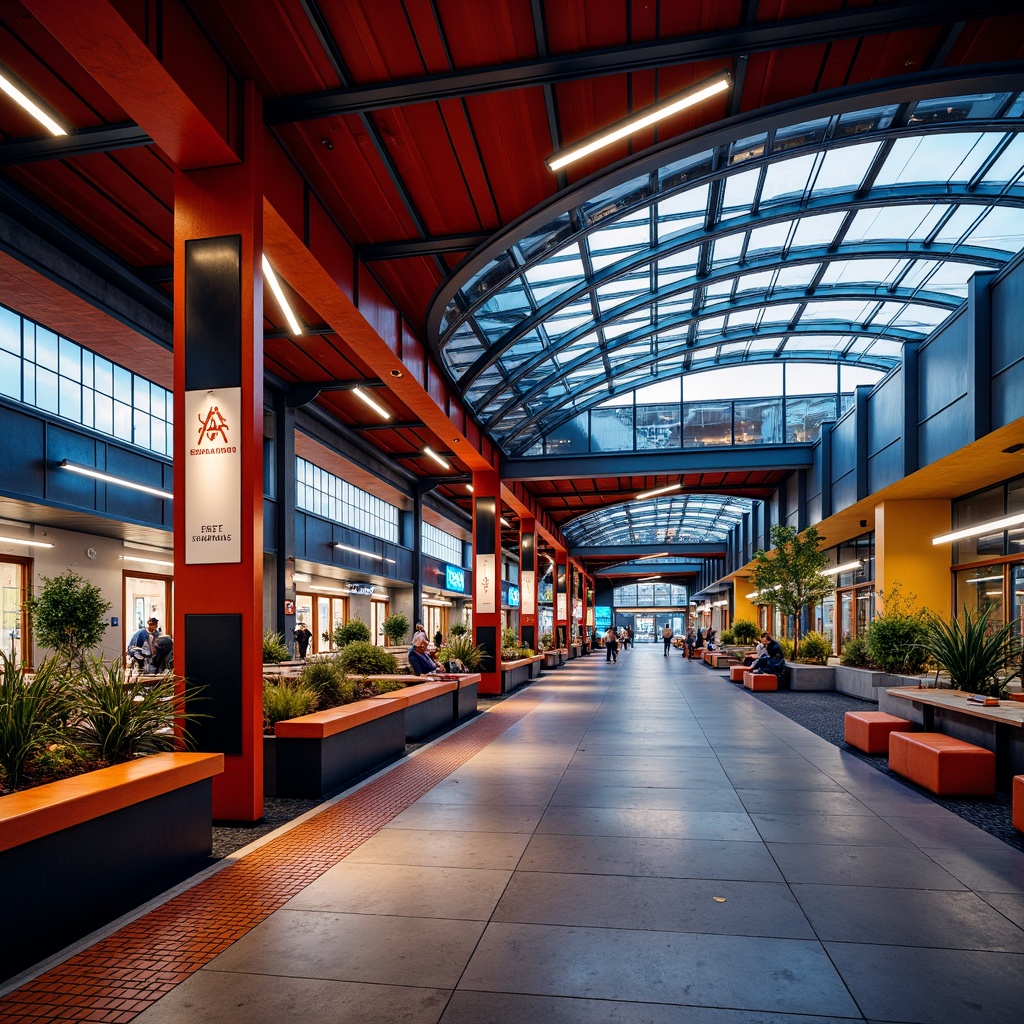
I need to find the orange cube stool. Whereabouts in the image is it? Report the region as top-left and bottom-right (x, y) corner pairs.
(730, 665), (747, 682)
(844, 711), (917, 755)
(1014, 775), (1024, 833)
(743, 672), (777, 691)
(888, 732), (995, 797)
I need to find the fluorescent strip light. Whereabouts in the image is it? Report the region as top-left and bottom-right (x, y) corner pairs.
(423, 446), (451, 470)
(309, 585), (347, 594)
(966, 575), (1003, 584)
(334, 543), (396, 564)
(635, 482), (682, 501)
(985, 590), (1002, 596)
(636, 551), (670, 560)
(638, 575), (661, 582)
(500, 517), (511, 528)
(714, 600), (729, 607)
(0, 68), (66, 136)
(120, 555), (174, 568)
(0, 534), (53, 548)
(546, 72), (731, 172)
(261, 254), (302, 335)
(466, 484), (474, 493)
(823, 560), (862, 577)
(293, 573), (312, 583)
(351, 386), (391, 421)
(60, 460), (172, 500)
(932, 512), (1024, 545)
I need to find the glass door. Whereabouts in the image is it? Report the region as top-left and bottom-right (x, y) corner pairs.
(123, 572), (171, 655)
(0, 557), (29, 664)
(371, 597), (390, 646)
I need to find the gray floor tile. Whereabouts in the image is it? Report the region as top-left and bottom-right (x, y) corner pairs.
(881, 812), (1013, 849)
(460, 922), (860, 1017)
(558, 764), (733, 789)
(385, 802), (546, 833)
(549, 782), (745, 812)
(285, 861), (513, 920)
(736, 788), (874, 816)
(519, 832), (783, 881)
(415, 780), (557, 805)
(208, 909), (485, 989)
(537, 805), (761, 841)
(921, 846), (1024, 893)
(978, 891), (1024, 929)
(792, 883), (1024, 950)
(347, 828), (530, 869)
(826, 942), (1024, 1024)
(767, 843), (967, 889)
(133, 970), (449, 1024)
(493, 872), (815, 938)
(751, 811), (914, 846)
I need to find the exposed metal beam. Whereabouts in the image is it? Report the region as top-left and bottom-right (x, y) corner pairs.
(503, 446), (814, 480)
(265, 1), (1018, 123)
(0, 123), (152, 165)
(357, 233), (491, 260)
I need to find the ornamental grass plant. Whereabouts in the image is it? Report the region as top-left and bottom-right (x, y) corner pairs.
(0, 653), (69, 790)
(925, 606), (1021, 698)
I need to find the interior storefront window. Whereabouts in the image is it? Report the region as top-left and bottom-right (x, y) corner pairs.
(0, 558), (29, 664)
(123, 573), (170, 659)
(953, 484), (1005, 563)
(299, 593), (349, 653)
(370, 597), (389, 646)
(954, 568), (1006, 628)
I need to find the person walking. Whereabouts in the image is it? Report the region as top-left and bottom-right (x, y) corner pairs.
(662, 623), (672, 657)
(293, 621), (312, 658)
(604, 625), (619, 663)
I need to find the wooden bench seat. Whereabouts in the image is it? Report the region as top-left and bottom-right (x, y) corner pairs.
(844, 711), (917, 755)
(743, 671), (777, 691)
(1014, 775), (1024, 833)
(730, 665), (747, 683)
(889, 731), (995, 796)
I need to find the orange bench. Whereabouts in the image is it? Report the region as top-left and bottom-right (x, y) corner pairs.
(729, 665), (747, 682)
(844, 711), (917, 755)
(1014, 775), (1024, 833)
(888, 732), (995, 796)
(743, 671), (777, 691)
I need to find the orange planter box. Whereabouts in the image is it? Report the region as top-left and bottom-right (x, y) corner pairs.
(844, 711), (917, 755)
(889, 732), (995, 796)
(743, 672), (777, 691)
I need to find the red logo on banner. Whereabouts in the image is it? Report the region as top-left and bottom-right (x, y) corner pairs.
(197, 406), (230, 445)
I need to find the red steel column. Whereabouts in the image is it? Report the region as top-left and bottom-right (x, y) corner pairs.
(472, 468), (502, 695)
(519, 516), (537, 651)
(173, 85), (264, 822)
(553, 547), (568, 654)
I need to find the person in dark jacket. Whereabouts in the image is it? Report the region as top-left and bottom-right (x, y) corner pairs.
(408, 637), (440, 675)
(750, 632), (786, 677)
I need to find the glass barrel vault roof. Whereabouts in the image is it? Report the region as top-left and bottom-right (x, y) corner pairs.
(432, 87), (1024, 456)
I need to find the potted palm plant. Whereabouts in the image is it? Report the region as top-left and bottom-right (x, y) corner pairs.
(925, 607), (1020, 698)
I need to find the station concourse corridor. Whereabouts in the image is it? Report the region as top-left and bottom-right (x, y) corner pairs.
(4, 649), (1024, 1024)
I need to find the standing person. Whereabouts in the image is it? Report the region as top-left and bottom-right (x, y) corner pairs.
(127, 617), (159, 672)
(604, 625), (619, 663)
(662, 623), (673, 657)
(433, 628), (443, 649)
(706, 626), (717, 651)
(624, 625), (633, 650)
(293, 621), (312, 659)
(685, 629), (696, 659)
(695, 627), (705, 653)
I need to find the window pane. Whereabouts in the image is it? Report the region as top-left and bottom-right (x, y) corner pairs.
(734, 399), (783, 444)
(635, 404), (681, 449)
(684, 402), (732, 447)
(0, 350), (20, 398)
(591, 406), (634, 451)
(786, 396), (837, 442)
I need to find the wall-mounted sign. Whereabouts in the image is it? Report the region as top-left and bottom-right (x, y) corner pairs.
(185, 387), (241, 564)
(594, 606), (612, 631)
(283, 599), (295, 615)
(539, 582), (553, 604)
(521, 570), (536, 615)
(507, 585), (520, 608)
(445, 564), (466, 593)
(475, 553), (496, 613)
(556, 594), (567, 620)
(348, 583), (375, 596)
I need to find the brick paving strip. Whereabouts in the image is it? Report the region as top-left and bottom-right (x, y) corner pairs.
(0, 690), (548, 1022)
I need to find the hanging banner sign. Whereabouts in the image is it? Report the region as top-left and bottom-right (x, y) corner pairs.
(521, 570), (536, 616)
(185, 387), (241, 564)
(475, 553), (496, 613)
(556, 593), (567, 620)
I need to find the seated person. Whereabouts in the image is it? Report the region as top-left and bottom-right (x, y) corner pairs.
(150, 634), (173, 673)
(750, 632), (786, 677)
(407, 637), (440, 675)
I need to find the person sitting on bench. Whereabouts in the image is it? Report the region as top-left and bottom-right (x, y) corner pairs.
(749, 632), (786, 678)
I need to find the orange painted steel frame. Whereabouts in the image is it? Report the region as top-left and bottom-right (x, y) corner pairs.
(1014, 775), (1024, 833)
(473, 468), (502, 694)
(173, 86), (264, 823)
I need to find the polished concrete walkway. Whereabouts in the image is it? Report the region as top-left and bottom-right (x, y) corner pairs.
(6, 647), (1024, 1022)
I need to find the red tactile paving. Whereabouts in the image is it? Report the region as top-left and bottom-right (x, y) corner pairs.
(0, 692), (546, 1022)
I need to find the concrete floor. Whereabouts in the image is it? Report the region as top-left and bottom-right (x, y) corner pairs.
(117, 647), (1024, 1021)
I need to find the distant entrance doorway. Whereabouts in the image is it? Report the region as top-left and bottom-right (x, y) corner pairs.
(123, 572), (172, 654)
(0, 556), (30, 664)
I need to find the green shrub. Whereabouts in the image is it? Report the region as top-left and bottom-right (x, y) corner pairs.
(74, 656), (204, 763)
(926, 606), (1019, 698)
(731, 619), (760, 644)
(338, 641), (398, 675)
(380, 612), (409, 645)
(0, 654), (70, 790)
(501, 626), (520, 650)
(298, 656), (354, 707)
(796, 631), (832, 664)
(538, 632), (553, 650)
(777, 637), (794, 659)
(332, 618), (371, 647)
(865, 586), (930, 675)
(438, 635), (490, 671)
(840, 635), (871, 667)
(447, 622), (468, 638)
(26, 569), (110, 668)
(262, 630), (290, 663)
(719, 629), (736, 645)
(371, 678), (406, 695)
(263, 679), (319, 732)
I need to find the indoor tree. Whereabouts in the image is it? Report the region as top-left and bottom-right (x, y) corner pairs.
(26, 569), (110, 669)
(750, 524), (832, 658)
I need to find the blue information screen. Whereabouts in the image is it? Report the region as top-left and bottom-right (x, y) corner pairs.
(445, 564), (465, 593)
(594, 606), (612, 631)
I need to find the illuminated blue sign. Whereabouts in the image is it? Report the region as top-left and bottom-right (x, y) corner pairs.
(594, 607), (612, 631)
(507, 585), (520, 608)
(445, 564), (466, 593)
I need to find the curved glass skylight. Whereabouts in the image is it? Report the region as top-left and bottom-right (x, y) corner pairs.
(432, 86), (1024, 455)
(563, 494), (752, 547)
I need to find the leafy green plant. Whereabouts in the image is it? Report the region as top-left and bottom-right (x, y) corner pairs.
(380, 612), (410, 646)
(796, 631), (832, 665)
(298, 656), (354, 707)
(447, 622), (468, 638)
(731, 619), (760, 645)
(501, 626), (520, 650)
(338, 641), (399, 675)
(332, 618), (371, 647)
(370, 678), (405, 695)
(26, 569), (110, 668)
(262, 630), (290, 664)
(538, 632), (553, 650)
(840, 635), (871, 667)
(750, 525), (833, 657)
(74, 657), (202, 762)
(718, 629), (736, 645)
(263, 679), (319, 732)
(776, 637), (795, 659)
(865, 585), (930, 675)
(438, 635), (490, 671)
(925, 606), (1020, 698)
(0, 653), (70, 790)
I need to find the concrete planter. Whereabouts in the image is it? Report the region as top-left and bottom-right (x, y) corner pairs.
(0, 753), (223, 983)
(501, 655), (544, 692)
(543, 650), (563, 669)
(835, 666), (894, 700)
(788, 663), (836, 691)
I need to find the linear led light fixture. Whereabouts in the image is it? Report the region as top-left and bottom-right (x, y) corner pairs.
(60, 460), (172, 500)
(637, 575), (661, 582)
(334, 542), (396, 564)
(0, 67), (66, 136)
(423, 446), (451, 470)
(120, 554), (174, 568)
(546, 71), (731, 172)
(465, 484), (474, 493)
(351, 386), (391, 421)
(822, 560), (862, 577)
(966, 574), (1004, 584)
(293, 573), (312, 583)
(713, 599), (729, 607)
(261, 254), (302, 336)
(932, 512), (1024, 545)
(635, 482), (682, 501)
(635, 551), (670, 560)
(0, 534), (53, 548)
(309, 584), (347, 594)
(500, 517), (511, 527)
